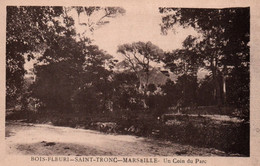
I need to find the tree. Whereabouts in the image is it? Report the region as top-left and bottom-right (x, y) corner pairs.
(159, 8), (249, 107)
(163, 35), (203, 107)
(150, 79), (179, 115)
(197, 76), (215, 106)
(69, 7), (125, 36)
(31, 7), (125, 116)
(7, 6), (125, 114)
(6, 6), (64, 107)
(32, 36), (115, 114)
(31, 36), (88, 112)
(71, 45), (116, 114)
(117, 41), (164, 93)
(110, 71), (144, 112)
(226, 65), (249, 118)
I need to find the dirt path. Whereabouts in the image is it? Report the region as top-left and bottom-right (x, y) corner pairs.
(5, 121), (231, 156)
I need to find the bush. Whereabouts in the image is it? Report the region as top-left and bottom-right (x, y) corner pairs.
(160, 116), (249, 156)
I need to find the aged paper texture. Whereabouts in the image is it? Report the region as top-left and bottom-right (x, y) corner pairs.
(1, 0), (259, 165)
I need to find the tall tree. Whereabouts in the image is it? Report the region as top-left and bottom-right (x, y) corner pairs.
(32, 23), (116, 114)
(159, 8), (249, 107)
(117, 41), (164, 93)
(163, 35), (203, 107)
(6, 6), (64, 107)
(7, 6), (125, 111)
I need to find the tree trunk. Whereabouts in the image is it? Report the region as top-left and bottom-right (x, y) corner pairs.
(211, 57), (222, 107)
(222, 73), (227, 105)
(222, 65), (227, 105)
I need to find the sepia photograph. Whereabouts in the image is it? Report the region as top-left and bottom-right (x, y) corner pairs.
(4, 2), (252, 163)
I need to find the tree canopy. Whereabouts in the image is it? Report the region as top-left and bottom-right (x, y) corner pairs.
(6, 6), (124, 113)
(6, 6), (64, 105)
(117, 41), (164, 91)
(159, 8), (249, 108)
(6, 6), (250, 120)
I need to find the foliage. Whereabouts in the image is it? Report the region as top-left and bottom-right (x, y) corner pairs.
(160, 8), (250, 109)
(226, 66), (249, 119)
(72, 6), (125, 34)
(7, 6), (125, 114)
(197, 76), (216, 106)
(117, 41), (164, 90)
(175, 74), (198, 107)
(6, 7), (250, 156)
(111, 72), (144, 111)
(32, 40), (114, 114)
(164, 35), (203, 76)
(6, 6), (64, 106)
(164, 36), (201, 107)
(159, 79), (179, 107)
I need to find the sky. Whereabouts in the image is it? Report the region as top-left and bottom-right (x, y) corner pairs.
(73, 6), (208, 79)
(25, 6), (207, 77)
(73, 6), (201, 61)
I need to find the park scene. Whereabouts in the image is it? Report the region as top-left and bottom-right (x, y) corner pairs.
(6, 6), (249, 156)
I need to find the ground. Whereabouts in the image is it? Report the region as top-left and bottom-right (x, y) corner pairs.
(5, 120), (238, 156)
